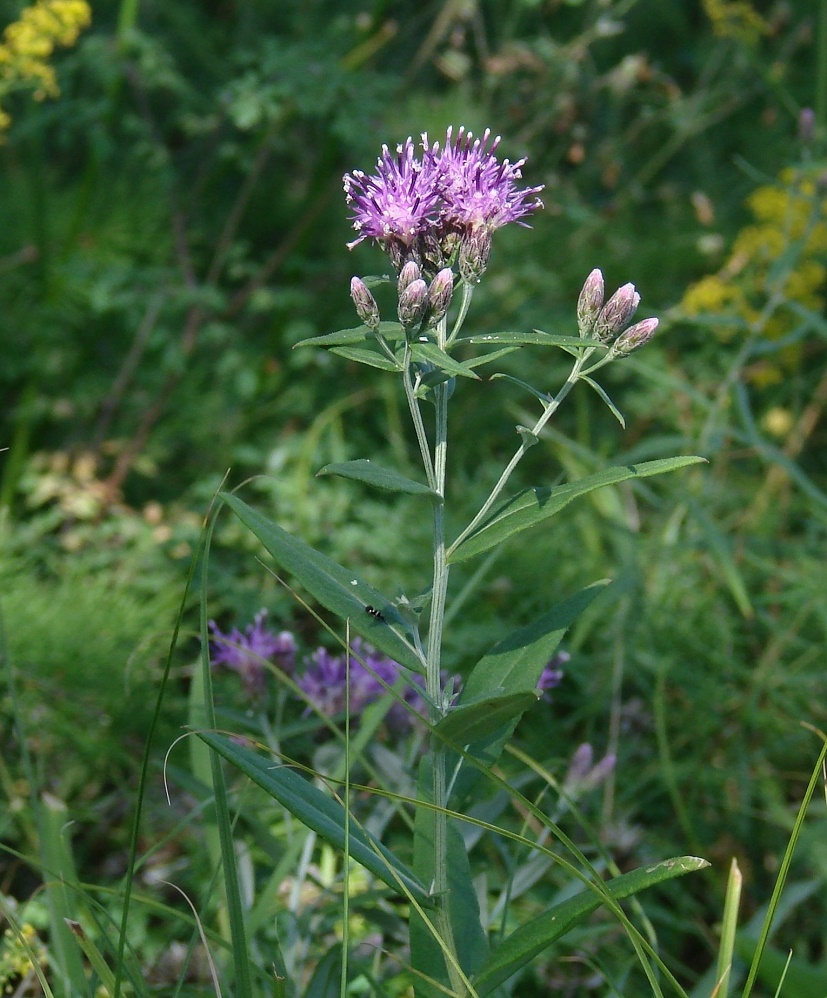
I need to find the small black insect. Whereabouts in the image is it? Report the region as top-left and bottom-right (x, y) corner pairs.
(365, 605), (386, 622)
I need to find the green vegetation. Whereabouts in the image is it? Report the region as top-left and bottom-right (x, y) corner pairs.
(1, 0), (825, 995)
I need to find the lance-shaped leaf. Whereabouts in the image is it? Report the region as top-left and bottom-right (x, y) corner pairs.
(472, 856), (709, 995)
(317, 459), (439, 500)
(458, 330), (608, 351)
(433, 691), (539, 746)
(198, 732), (432, 906)
(219, 493), (424, 673)
(330, 346), (401, 371)
(446, 582), (609, 805)
(294, 320), (404, 349)
(448, 457), (705, 563)
(410, 341), (480, 379)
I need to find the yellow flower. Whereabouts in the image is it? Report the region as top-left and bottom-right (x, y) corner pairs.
(0, 0), (91, 133)
(701, 0), (770, 45)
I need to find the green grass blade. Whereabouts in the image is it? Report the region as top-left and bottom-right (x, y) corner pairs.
(741, 737), (827, 997)
(197, 731), (432, 906)
(472, 856), (709, 995)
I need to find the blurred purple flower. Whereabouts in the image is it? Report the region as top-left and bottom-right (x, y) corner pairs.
(298, 638), (428, 732)
(209, 610), (297, 699)
(537, 651), (569, 700)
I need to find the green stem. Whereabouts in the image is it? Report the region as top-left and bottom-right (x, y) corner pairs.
(402, 340), (436, 490)
(422, 313), (465, 989)
(448, 348), (594, 558)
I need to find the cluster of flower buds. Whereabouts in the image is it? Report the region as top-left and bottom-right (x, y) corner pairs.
(576, 268), (658, 355)
(350, 264), (455, 332)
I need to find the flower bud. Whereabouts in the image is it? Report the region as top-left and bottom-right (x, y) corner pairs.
(613, 316), (658, 356)
(427, 268), (454, 325)
(398, 278), (428, 328)
(577, 268), (605, 337)
(398, 260), (422, 295)
(350, 276), (380, 330)
(459, 225), (493, 283)
(798, 107), (816, 144)
(594, 282), (640, 343)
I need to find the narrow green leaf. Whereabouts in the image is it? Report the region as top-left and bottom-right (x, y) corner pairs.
(330, 345), (401, 371)
(317, 459), (438, 499)
(459, 330), (605, 350)
(198, 731), (432, 906)
(464, 346), (520, 369)
(219, 493), (425, 673)
(294, 321), (404, 349)
(410, 340), (481, 379)
(473, 856), (709, 995)
(488, 372), (552, 404)
(448, 457), (706, 563)
(434, 692), (539, 745)
(581, 375), (626, 428)
(294, 324), (371, 348)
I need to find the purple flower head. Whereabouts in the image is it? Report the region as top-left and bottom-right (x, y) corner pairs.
(344, 127), (543, 275)
(537, 651), (569, 700)
(209, 610), (297, 699)
(343, 138), (442, 266)
(298, 638), (427, 733)
(431, 126), (544, 233)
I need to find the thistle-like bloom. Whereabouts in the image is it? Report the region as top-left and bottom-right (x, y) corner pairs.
(209, 611), (297, 699)
(343, 138), (442, 266)
(433, 126), (544, 233)
(298, 639), (427, 732)
(344, 127), (543, 275)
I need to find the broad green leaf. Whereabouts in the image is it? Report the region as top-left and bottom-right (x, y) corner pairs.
(459, 330), (607, 351)
(219, 493), (424, 673)
(294, 320), (403, 349)
(330, 345), (401, 371)
(317, 459), (438, 499)
(473, 856), (709, 995)
(434, 692), (539, 745)
(448, 582), (609, 805)
(411, 757), (488, 997)
(462, 581), (610, 702)
(410, 340), (480, 379)
(198, 732), (432, 906)
(448, 457), (706, 563)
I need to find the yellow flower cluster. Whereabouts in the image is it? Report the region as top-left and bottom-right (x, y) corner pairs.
(682, 167), (827, 385)
(701, 0), (770, 45)
(0, 923), (47, 991)
(0, 0), (91, 132)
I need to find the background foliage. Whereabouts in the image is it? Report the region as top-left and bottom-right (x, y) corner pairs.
(1, 0), (825, 994)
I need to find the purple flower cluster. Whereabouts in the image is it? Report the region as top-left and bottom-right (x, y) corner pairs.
(209, 613), (428, 731)
(343, 127), (543, 277)
(537, 651), (569, 700)
(298, 638), (428, 732)
(209, 610), (297, 699)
